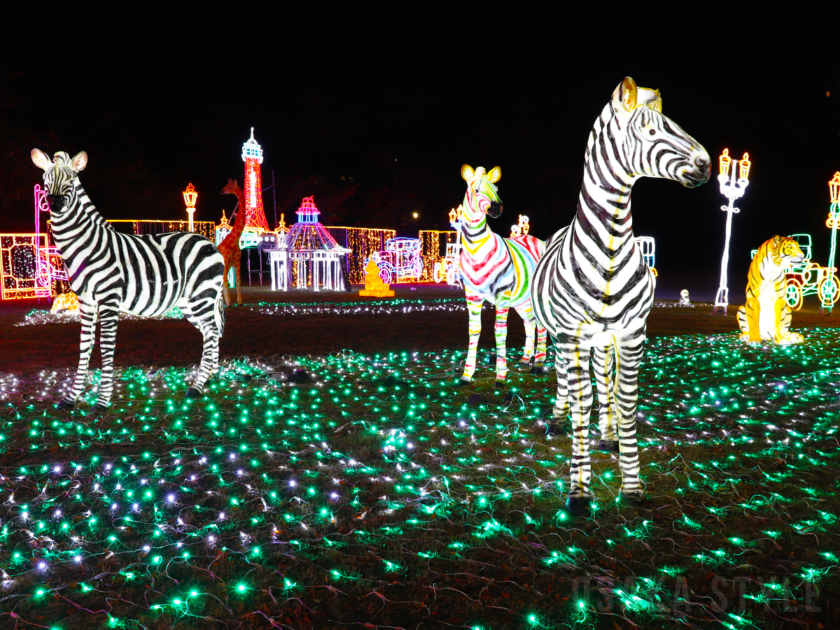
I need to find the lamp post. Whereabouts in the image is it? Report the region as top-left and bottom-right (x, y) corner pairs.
(713, 149), (751, 315)
(183, 183), (198, 232)
(821, 172), (840, 314)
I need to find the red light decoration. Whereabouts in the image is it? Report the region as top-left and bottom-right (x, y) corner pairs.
(183, 183), (198, 209)
(241, 128), (270, 232)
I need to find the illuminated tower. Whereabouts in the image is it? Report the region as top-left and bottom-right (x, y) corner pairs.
(241, 127), (270, 231)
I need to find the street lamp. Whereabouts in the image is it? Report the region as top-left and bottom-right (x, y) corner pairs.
(821, 172), (840, 314)
(183, 183), (198, 232)
(713, 149), (751, 315)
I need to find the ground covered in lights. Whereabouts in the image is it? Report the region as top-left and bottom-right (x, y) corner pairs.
(2, 330), (840, 629)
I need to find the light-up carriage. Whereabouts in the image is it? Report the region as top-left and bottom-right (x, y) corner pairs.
(778, 233), (840, 311)
(433, 242), (463, 286)
(368, 237), (424, 284)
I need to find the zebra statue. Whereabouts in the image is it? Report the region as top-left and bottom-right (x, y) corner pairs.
(532, 78), (709, 514)
(457, 165), (547, 385)
(31, 150), (226, 413)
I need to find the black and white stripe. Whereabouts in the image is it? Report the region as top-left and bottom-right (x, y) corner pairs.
(531, 78), (709, 513)
(32, 150), (226, 412)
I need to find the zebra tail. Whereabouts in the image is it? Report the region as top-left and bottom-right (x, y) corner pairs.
(215, 287), (226, 337)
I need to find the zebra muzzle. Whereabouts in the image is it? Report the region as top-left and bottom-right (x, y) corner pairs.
(47, 195), (65, 211)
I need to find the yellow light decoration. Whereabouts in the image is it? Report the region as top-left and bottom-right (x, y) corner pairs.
(358, 258), (394, 297)
(830, 172), (840, 205)
(736, 235), (805, 345)
(739, 153), (751, 181)
(719, 148), (731, 178)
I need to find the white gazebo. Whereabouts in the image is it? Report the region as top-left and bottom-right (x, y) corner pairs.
(267, 196), (350, 291)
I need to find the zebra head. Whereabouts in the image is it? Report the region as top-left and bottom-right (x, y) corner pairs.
(610, 77), (710, 188)
(461, 165), (503, 220)
(31, 149), (88, 212)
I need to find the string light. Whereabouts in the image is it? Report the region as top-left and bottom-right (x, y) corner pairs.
(0, 331), (833, 627)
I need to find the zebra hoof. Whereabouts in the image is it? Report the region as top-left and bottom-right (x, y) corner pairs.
(57, 399), (75, 411)
(455, 378), (471, 387)
(545, 422), (566, 437)
(186, 387), (203, 399)
(620, 491), (645, 507)
(88, 404), (108, 417)
(530, 364), (549, 375)
(493, 380), (507, 390)
(597, 440), (620, 453)
(565, 495), (591, 517)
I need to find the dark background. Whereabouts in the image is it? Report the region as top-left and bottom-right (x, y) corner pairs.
(1, 7), (837, 297)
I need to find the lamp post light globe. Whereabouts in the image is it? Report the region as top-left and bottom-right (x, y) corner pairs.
(713, 150), (750, 315)
(183, 183), (198, 232)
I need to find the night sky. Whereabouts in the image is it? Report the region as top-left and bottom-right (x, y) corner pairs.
(2, 7), (836, 293)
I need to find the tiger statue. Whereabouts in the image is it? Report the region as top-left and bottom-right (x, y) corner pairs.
(736, 235), (804, 345)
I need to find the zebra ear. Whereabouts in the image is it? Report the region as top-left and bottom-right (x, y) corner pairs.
(487, 166), (501, 183)
(71, 152), (88, 172)
(31, 149), (51, 171)
(461, 165), (475, 182)
(613, 77), (638, 114)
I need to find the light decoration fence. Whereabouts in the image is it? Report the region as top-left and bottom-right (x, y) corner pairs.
(327, 227), (395, 284)
(1, 185), (69, 300)
(419, 230), (457, 282)
(109, 220), (215, 241)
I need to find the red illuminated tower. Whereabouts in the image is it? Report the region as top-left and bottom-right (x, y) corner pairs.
(241, 128), (270, 231)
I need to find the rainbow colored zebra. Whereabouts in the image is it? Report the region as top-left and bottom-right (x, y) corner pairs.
(457, 165), (547, 385)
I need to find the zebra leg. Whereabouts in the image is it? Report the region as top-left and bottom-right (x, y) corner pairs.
(493, 293), (511, 385)
(594, 344), (619, 452)
(562, 341), (594, 515)
(514, 302), (536, 365)
(549, 339), (569, 422)
(59, 297), (99, 409)
(534, 325), (547, 368)
(181, 299), (221, 398)
(223, 263), (232, 307)
(615, 336), (646, 505)
(460, 291), (484, 384)
(91, 299), (121, 414)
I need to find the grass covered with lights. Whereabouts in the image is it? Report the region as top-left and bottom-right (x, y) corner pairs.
(1, 330), (840, 629)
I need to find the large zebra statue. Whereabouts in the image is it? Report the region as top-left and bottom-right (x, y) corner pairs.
(532, 78), (709, 514)
(31, 150), (226, 413)
(457, 165), (547, 385)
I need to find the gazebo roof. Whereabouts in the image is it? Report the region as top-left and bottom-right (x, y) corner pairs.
(286, 196), (347, 252)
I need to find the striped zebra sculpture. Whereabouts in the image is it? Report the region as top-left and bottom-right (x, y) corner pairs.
(31, 150), (226, 413)
(532, 77), (710, 514)
(458, 165), (547, 385)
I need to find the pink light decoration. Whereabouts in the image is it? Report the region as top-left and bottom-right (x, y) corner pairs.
(296, 196), (321, 223)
